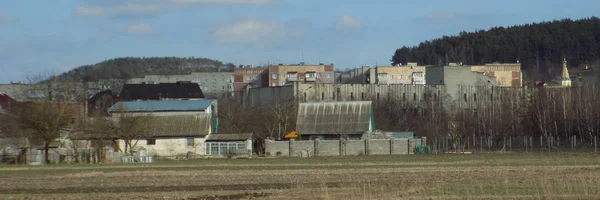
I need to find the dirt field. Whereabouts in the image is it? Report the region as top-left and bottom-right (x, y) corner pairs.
(1, 152), (600, 200)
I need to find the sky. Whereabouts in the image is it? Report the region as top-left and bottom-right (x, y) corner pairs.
(0, 0), (599, 83)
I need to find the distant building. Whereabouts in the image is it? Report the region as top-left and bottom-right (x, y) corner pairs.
(561, 57), (572, 87)
(120, 82), (205, 101)
(375, 64), (427, 85)
(425, 66), (496, 100)
(233, 67), (269, 97)
(0, 93), (15, 110)
(471, 63), (522, 87)
(87, 90), (118, 117)
(335, 66), (373, 84)
(269, 63), (335, 87)
(127, 72), (234, 97)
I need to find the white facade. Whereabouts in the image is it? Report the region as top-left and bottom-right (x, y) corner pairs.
(120, 137), (207, 157)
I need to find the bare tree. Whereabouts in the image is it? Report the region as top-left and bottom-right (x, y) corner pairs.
(96, 106), (153, 156)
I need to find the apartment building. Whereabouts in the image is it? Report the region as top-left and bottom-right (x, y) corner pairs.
(233, 66), (269, 97)
(471, 63), (522, 87)
(375, 63), (427, 85)
(269, 63), (335, 87)
(128, 72), (234, 97)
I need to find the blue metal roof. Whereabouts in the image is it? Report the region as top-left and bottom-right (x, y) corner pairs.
(108, 100), (215, 113)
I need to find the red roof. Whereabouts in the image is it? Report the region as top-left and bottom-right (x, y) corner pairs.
(0, 94), (15, 109)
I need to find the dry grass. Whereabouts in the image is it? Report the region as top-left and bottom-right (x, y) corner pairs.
(1, 152), (600, 199)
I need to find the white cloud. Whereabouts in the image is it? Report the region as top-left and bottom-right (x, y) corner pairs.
(74, 0), (272, 18)
(210, 20), (282, 48)
(124, 22), (157, 35)
(0, 15), (19, 25)
(210, 19), (304, 48)
(423, 12), (457, 20)
(335, 14), (361, 31)
(165, 0), (271, 4)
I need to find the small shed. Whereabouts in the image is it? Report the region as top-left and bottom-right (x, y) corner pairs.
(205, 133), (252, 157)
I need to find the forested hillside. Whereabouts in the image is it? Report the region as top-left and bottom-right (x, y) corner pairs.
(58, 57), (235, 81)
(391, 17), (600, 80)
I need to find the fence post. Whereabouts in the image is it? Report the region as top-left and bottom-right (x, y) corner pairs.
(525, 136), (527, 153)
(509, 136), (512, 151)
(595, 136), (597, 153)
(339, 138), (344, 156)
(530, 136), (533, 152)
(314, 139), (319, 157)
(574, 135), (577, 149)
(365, 139), (370, 155)
(480, 135), (483, 153)
(289, 139), (295, 157)
(389, 139), (394, 155)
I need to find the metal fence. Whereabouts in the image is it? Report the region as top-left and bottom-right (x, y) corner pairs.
(429, 135), (599, 153)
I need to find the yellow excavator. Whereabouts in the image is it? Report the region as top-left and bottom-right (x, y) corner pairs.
(283, 130), (301, 140)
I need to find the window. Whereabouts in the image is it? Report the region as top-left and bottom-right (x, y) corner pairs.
(246, 76), (250, 81)
(186, 138), (194, 147)
(272, 73), (277, 79)
(326, 73), (331, 78)
(272, 83), (277, 86)
(306, 72), (316, 78)
(147, 139), (156, 145)
(377, 73), (388, 79)
(287, 73), (297, 78)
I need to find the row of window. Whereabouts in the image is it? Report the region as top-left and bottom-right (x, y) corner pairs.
(271, 73), (331, 79)
(377, 72), (424, 80)
(146, 138), (195, 147)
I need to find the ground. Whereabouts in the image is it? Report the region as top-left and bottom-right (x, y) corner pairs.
(1, 152), (600, 200)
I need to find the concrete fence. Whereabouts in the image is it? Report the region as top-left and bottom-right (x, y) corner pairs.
(265, 138), (418, 157)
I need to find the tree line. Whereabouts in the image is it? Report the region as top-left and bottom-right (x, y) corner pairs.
(57, 57), (236, 82)
(391, 17), (600, 81)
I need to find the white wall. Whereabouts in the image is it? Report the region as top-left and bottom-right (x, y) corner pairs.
(119, 137), (207, 157)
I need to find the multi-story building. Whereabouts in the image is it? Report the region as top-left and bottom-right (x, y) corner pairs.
(375, 63), (427, 85)
(128, 72), (234, 97)
(233, 66), (269, 97)
(269, 63), (335, 87)
(471, 63), (522, 87)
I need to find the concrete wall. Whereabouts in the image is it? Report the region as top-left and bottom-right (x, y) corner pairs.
(392, 139), (410, 155)
(247, 85), (294, 107)
(317, 140), (341, 156)
(265, 139), (415, 157)
(265, 140), (289, 156)
(291, 141), (314, 157)
(367, 139), (391, 155)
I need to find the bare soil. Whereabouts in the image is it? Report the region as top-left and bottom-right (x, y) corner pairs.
(1, 152), (600, 199)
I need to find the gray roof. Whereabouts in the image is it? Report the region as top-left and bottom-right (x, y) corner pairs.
(206, 133), (252, 142)
(147, 115), (212, 137)
(108, 100), (215, 113)
(70, 115), (212, 139)
(296, 101), (372, 135)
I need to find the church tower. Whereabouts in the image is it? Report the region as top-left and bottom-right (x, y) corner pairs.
(561, 57), (572, 87)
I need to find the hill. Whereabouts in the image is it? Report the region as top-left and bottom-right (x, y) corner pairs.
(391, 17), (600, 80)
(58, 57), (236, 81)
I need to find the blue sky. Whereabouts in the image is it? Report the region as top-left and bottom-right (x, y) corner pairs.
(0, 0), (599, 83)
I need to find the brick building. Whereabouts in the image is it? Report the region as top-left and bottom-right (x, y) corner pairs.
(269, 63), (335, 87)
(233, 67), (269, 97)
